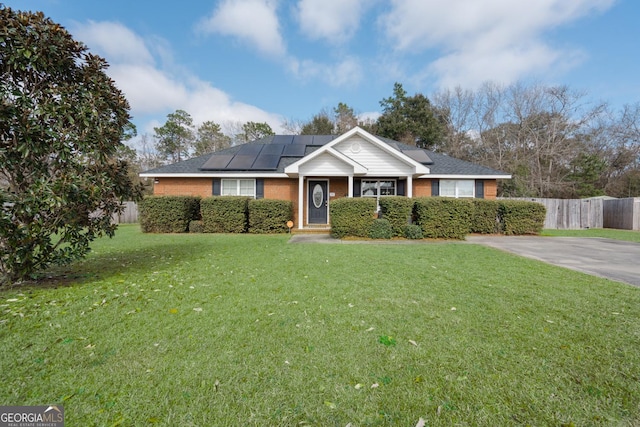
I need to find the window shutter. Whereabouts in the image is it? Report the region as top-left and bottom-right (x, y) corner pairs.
(397, 179), (406, 196)
(212, 178), (221, 196)
(354, 179), (361, 197)
(256, 179), (264, 199)
(475, 180), (484, 199)
(431, 179), (439, 196)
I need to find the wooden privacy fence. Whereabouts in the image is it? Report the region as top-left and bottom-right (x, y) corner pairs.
(504, 197), (640, 230)
(603, 197), (640, 230)
(111, 201), (139, 224)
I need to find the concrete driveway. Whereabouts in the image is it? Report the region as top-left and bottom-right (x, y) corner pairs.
(466, 235), (640, 287)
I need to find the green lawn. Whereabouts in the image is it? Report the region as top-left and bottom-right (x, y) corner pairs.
(2, 225), (640, 426)
(542, 228), (640, 243)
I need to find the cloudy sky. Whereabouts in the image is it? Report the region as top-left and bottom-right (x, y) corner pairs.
(8, 0), (640, 138)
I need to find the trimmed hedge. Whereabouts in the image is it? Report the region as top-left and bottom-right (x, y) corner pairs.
(201, 197), (249, 233)
(499, 200), (546, 235)
(330, 198), (377, 238)
(248, 199), (293, 234)
(368, 218), (393, 239)
(402, 224), (423, 239)
(139, 196), (200, 233)
(471, 199), (502, 234)
(379, 196), (414, 237)
(413, 197), (473, 240)
(189, 220), (204, 233)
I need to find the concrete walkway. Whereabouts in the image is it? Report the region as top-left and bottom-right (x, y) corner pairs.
(466, 235), (640, 287)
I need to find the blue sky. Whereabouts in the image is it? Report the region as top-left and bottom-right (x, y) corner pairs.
(8, 0), (640, 140)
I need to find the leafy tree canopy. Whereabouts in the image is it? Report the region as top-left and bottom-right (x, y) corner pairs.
(0, 6), (143, 285)
(194, 121), (230, 156)
(301, 111), (335, 135)
(376, 82), (446, 149)
(242, 121), (275, 142)
(153, 109), (194, 163)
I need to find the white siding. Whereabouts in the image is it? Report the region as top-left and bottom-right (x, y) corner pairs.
(299, 152), (354, 176)
(334, 136), (413, 175)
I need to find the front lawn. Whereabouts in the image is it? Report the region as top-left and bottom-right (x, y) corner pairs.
(2, 225), (639, 426)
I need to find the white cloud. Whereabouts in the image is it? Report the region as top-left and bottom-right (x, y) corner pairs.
(71, 20), (283, 134)
(295, 0), (368, 43)
(198, 0), (286, 57)
(73, 21), (154, 65)
(289, 56), (363, 87)
(380, 0), (616, 88)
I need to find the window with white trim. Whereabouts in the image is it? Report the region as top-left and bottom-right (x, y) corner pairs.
(361, 180), (397, 198)
(440, 180), (474, 198)
(221, 179), (256, 197)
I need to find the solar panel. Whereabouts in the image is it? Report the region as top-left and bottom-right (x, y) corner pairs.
(227, 154), (257, 169)
(238, 144), (262, 155)
(272, 135), (294, 145)
(252, 154), (280, 170)
(261, 144), (285, 155)
(312, 135), (336, 145)
(292, 135), (313, 145)
(282, 144), (306, 157)
(200, 154), (233, 170)
(403, 150), (433, 164)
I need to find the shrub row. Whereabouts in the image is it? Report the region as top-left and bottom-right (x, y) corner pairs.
(139, 196), (201, 233)
(330, 197), (545, 239)
(140, 196), (292, 234)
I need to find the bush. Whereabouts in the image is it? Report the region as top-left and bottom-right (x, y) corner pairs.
(413, 197), (473, 240)
(330, 198), (377, 238)
(402, 224), (424, 240)
(368, 219), (393, 239)
(189, 220), (204, 233)
(139, 196), (200, 233)
(201, 197), (249, 233)
(499, 200), (546, 235)
(379, 197), (414, 236)
(248, 199), (293, 234)
(471, 199), (502, 234)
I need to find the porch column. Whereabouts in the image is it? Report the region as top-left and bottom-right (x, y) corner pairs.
(297, 175), (304, 229)
(348, 175), (353, 197)
(407, 175), (413, 198)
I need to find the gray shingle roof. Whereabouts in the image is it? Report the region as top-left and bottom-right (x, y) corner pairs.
(141, 134), (509, 177)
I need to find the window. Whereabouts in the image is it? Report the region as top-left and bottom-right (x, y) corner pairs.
(221, 179), (256, 197)
(440, 180), (474, 198)
(361, 180), (396, 198)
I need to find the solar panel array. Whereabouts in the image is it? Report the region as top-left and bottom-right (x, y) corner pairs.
(199, 134), (432, 171)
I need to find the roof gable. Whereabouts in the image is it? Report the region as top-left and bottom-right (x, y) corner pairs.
(284, 127), (430, 176)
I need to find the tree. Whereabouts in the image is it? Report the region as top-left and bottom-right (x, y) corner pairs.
(0, 6), (142, 284)
(301, 111), (335, 135)
(334, 102), (358, 134)
(154, 109), (194, 163)
(242, 121), (274, 142)
(376, 83), (446, 149)
(194, 121), (231, 155)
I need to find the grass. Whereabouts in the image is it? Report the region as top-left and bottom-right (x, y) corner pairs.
(542, 228), (640, 243)
(1, 225), (640, 426)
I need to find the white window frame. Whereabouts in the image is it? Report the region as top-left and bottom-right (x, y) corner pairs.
(221, 179), (256, 198)
(361, 180), (397, 198)
(440, 180), (475, 198)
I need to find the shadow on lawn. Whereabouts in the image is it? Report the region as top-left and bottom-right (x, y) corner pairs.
(9, 240), (214, 291)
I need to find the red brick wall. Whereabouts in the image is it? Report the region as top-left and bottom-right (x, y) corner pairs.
(413, 179), (432, 197)
(153, 178), (212, 198)
(484, 180), (498, 199)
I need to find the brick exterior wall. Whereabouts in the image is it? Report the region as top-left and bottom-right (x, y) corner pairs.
(152, 177), (500, 226)
(413, 179), (432, 197)
(153, 178), (212, 198)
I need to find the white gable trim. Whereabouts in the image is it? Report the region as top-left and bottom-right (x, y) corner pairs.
(285, 146), (367, 176)
(284, 127), (429, 176)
